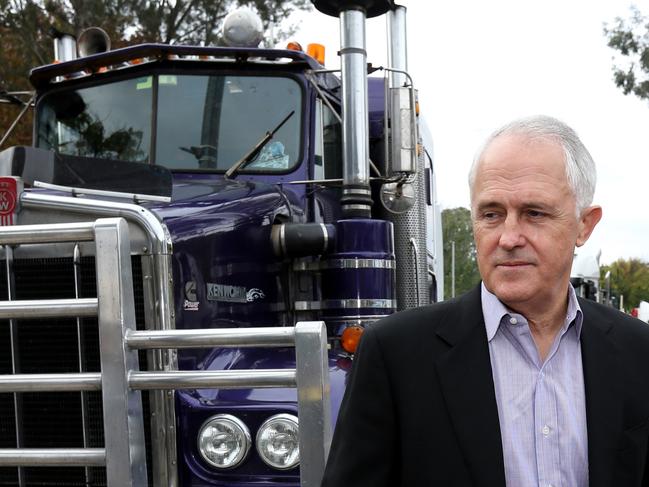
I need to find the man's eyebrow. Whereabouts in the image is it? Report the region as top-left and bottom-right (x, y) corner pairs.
(474, 201), (502, 212)
(474, 200), (555, 211)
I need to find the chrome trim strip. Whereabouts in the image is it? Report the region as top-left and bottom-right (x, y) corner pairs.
(322, 315), (389, 324)
(409, 238), (421, 307)
(343, 187), (371, 196)
(295, 299), (397, 310)
(33, 181), (171, 203)
(293, 258), (395, 271)
(319, 223), (328, 255)
(280, 223), (286, 256)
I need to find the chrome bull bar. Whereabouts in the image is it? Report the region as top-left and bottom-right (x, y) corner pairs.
(0, 218), (332, 487)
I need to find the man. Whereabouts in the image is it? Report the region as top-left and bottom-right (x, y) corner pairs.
(321, 115), (649, 487)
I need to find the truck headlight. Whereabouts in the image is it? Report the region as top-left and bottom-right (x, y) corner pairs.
(255, 414), (299, 469)
(197, 414), (251, 469)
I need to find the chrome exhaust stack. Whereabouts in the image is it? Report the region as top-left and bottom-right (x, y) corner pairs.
(312, 0), (394, 218)
(51, 28), (77, 63)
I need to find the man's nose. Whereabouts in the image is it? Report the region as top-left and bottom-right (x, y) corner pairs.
(498, 215), (525, 250)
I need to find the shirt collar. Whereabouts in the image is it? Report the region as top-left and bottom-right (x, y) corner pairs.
(481, 282), (583, 342)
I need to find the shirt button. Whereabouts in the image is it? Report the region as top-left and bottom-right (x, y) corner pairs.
(509, 317), (518, 325)
(542, 425), (551, 436)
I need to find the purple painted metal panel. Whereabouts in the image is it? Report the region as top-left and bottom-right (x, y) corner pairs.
(321, 219), (396, 318)
(368, 77), (385, 140)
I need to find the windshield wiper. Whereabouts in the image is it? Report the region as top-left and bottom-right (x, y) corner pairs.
(224, 110), (295, 179)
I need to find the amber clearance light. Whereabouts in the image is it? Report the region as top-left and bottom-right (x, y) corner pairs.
(306, 43), (325, 65)
(341, 325), (364, 354)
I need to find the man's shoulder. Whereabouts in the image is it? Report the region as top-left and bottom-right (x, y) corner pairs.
(580, 298), (649, 344)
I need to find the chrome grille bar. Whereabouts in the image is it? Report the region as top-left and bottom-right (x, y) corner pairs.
(0, 373), (102, 392)
(0, 449), (105, 467)
(0, 298), (97, 318)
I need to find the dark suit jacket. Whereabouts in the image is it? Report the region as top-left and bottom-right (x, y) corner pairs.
(321, 286), (649, 487)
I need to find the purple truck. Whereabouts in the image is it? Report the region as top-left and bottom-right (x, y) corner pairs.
(0, 1), (443, 485)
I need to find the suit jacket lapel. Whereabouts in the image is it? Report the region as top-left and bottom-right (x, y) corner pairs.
(434, 286), (506, 487)
(579, 299), (622, 487)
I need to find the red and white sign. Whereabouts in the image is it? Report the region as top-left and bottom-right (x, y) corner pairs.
(0, 177), (22, 226)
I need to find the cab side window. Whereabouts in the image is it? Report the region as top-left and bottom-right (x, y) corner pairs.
(314, 99), (342, 180)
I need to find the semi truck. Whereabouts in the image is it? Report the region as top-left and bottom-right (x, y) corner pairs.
(0, 0), (443, 485)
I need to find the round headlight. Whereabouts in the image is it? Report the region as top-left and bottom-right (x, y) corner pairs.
(256, 413), (300, 470)
(197, 414), (251, 469)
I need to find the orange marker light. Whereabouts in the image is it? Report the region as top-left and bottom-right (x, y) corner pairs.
(286, 41), (303, 52)
(341, 325), (364, 354)
(307, 43), (325, 65)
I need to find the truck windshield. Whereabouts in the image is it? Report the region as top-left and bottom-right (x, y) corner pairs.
(36, 73), (303, 172)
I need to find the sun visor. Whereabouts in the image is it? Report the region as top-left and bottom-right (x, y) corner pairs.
(0, 146), (172, 197)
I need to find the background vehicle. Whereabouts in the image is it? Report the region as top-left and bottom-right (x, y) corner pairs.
(0, 0), (443, 485)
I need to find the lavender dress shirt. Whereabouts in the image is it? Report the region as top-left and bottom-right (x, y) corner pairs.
(482, 283), (588, 487)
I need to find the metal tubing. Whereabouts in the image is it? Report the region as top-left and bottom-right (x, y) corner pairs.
(340, 9), (371, 216)
(0, 221), (95, 245)
(73, 242), (91, 485)
(0, 373), (101, 392)
(21, 192), (172, 255)
(295, 321), (332, 487)
(95, 218), (148, 486)
(5, 245), (25, 486)
(128, 370), (297, 390)
(126, 327), (296, 350)
(0, 298), (97, 319)
(387, 6), (408, 88)
(0, 449), (105, 467)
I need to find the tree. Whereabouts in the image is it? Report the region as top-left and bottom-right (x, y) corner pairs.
(442, 207), (481, 298)
(600, 258), (649, 311)
(604, 6), (649, 101)
(0, 0), (311, 149)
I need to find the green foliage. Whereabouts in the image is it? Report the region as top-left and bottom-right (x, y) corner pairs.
(0, 0), (311, 148)
(604, 6), (649, 101)
(442, 207), (481, 298)
(600, 258), (649, 310)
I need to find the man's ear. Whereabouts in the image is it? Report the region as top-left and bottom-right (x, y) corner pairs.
(576, 205), (602, 247)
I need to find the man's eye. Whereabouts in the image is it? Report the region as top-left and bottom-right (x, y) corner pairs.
(482, 212), (499, 220)
(527, 210), (545, 218)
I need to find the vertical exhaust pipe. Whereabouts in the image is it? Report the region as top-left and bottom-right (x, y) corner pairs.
(339, 8), (371, 218)
(312, 0), (394, 218)
(387, 5), (407, 88)
(50, 28), (77, 63)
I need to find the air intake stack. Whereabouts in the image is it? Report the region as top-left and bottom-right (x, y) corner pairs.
(312, 0), (394, 218)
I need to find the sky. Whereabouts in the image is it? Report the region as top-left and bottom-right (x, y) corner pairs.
(289, 0), (649, 265)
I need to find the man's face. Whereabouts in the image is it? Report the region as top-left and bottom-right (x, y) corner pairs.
(471, 134), (601, 312)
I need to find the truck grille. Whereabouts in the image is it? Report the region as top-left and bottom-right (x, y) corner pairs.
(0, 256), (148, 487)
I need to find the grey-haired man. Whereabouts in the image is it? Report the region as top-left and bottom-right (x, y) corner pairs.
(322, 115), (649, 487)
